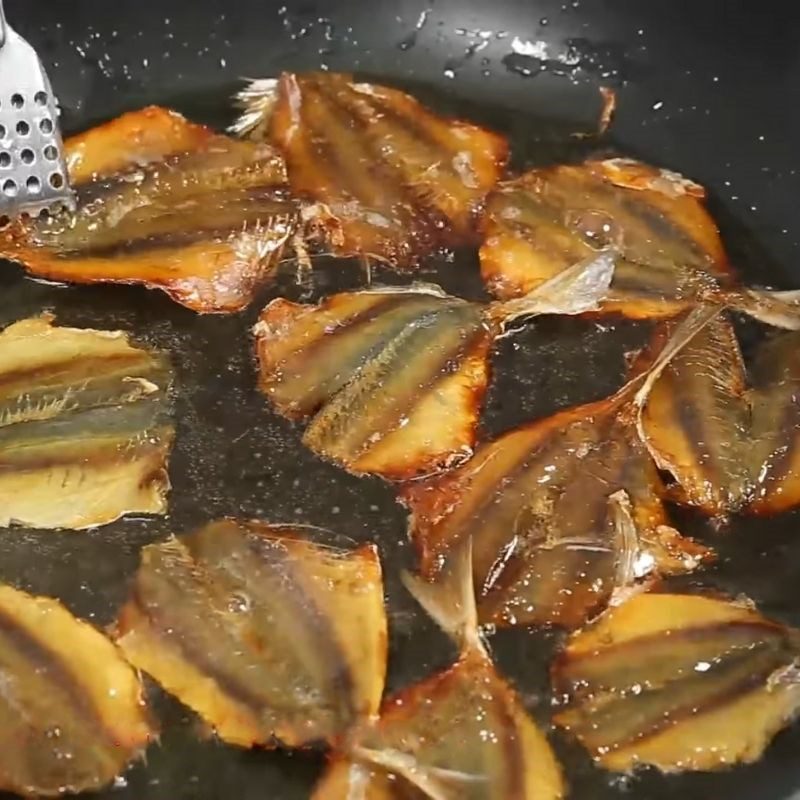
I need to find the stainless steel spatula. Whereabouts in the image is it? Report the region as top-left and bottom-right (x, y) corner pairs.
(0, 0), (73, 222)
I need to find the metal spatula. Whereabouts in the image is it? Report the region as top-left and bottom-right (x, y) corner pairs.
(0, 0), (73, 222)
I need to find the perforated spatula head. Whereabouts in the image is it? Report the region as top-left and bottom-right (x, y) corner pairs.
(0, 0), (73, 223)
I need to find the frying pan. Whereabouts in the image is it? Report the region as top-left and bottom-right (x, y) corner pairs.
(2, 1), (800, 798)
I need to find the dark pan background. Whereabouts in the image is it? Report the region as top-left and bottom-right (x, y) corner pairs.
(3, 1), (800, 798)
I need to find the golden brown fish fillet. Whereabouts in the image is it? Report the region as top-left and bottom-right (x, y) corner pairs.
(636, 314), (800, 516)
(0, 106), (297, 313)
(0, 584), (153, 796)
(233, 72), (509, 267)
(115, 520), (387, 749)
(255, 251), (616, 481)
(0, 315), (173, 530)
(552, 592), (800, 773)
(314, 546), (565, 800)
(401, 308), (718, 629)
(480, 158), (800, 328)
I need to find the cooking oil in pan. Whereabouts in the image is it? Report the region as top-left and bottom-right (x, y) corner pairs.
(0, 81), (797, 800)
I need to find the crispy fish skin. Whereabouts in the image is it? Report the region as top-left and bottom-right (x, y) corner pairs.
(635, 314), (752, 514)
(480, 158), (732, 318)
(115, 520), (387, 749)
(255, 253), (616, 482)
(637, 315), (800, 516)
(747, 330), (800, 512)
(0, 107), (297, 314)
(401, 396), (708, 629)
(255, 287), (492, 480)
(552, 593), (800, 773)
(314, 546), (565, 800)
(0, 315), (173, 530)
(0, 584), (153, 797)
(238, 72), (508, 266)
(256, 284), (494, 480)
(64, 105), (214, 182)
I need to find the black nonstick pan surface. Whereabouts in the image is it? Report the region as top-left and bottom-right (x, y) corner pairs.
(3, 1), (800, 798)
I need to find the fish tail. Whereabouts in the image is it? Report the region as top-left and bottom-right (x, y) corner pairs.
(401, 540), (486, 658)
(725, 287), (800, 330)
(350, 745), (478, 800)
(608, 490), (639, 588)
(229, 78), (281, 138)
(628, 303), (722, 410)
(487, 248), (617, 327)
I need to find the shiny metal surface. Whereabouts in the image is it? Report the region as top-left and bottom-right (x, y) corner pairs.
(0, 0), (72, 221)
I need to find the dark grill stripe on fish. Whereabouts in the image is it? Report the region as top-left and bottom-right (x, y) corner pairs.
(552, 593), (800, 773)
(259, 293), (462, 419)
(303, 301), (488, 468)
(114, 520), (387, 749)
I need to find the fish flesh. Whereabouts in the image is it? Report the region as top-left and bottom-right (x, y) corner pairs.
(0, 584), (153, 796)
(233, 72), (509, 267)
(0, 106), (297, 313)
(400, 308), (717, 629)
(0, 315), (173, 530)
(636, 314), (800, 516)
(255, 251), (615, 480)
(313, 545), (565, 800)
(552, 592), (800, 773)
(114, 519), (387, 749)
(480, 157), (800, 328)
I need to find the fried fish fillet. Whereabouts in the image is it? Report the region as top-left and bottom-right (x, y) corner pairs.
(480, 158), (800, 328)
(553, 592), (800, 773)
(255, 251), (615, 480)
(0, 106), (297, 313)
(401, 308), (718, 629)
(234, 72), (509, 267)
(115, 520), (387, 749)
(313, 546), (565, 800)
(0, 584), (153, 796)
(636, 314), (800, 516)
(0, 315), (173, 530)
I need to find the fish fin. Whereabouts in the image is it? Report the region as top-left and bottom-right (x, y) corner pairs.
(631, 303), (722, 410)
(401, 540), (486, 658)
(730, 288), (800, 330)
(230, 78), (280, 138)
(488, 248), (616, 327)
(608, 489), (640, 589)
(352, 745), (485, 800)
